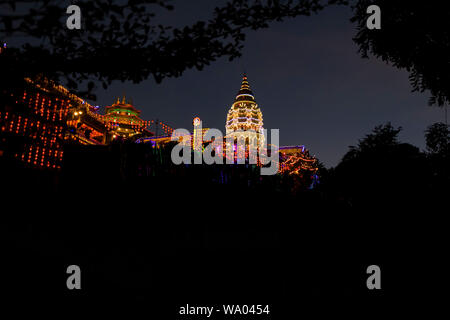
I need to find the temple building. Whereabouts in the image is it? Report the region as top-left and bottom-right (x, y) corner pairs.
(1, 73), (317, 181)
(67, 98), (107, 145)
(0, 78), (71, 170)
(68, 96), (173, 144)
(1, 77), (175, 170)
(103, 97), (152, 141)
(137, 73), (318, 178)
(225, 74), (264, 149)
(224, 74), (318, 177)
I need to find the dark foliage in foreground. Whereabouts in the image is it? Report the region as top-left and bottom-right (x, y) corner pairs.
(3, 1), (450, 108)
(2, 122), (448, 317)
(0, 0), (347, 98)
(351, 0), (450, 106)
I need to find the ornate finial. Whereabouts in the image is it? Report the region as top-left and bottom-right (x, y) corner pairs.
(240, 73), (251, 91)
(116, 97), (120, 104)
(122, 95), (126, 104)
(235, 73), (255, 103)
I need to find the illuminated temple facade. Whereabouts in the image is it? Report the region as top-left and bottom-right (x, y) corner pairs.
(1, 74), (317, 179)
(67, 95), (172, 144)
(225, 74), (264, 149)
(224, 75), (318, 176)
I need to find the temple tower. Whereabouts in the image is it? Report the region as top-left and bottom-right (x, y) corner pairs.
(225, 74), (264, 149)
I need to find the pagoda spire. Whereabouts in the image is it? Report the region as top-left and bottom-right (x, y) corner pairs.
(235, 73), (255, 102)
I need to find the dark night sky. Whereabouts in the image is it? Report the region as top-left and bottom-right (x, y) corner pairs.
(92, 0), (445, 167)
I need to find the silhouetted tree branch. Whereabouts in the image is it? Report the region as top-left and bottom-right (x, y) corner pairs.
(351, 0), (450, 106)
(0, 0), (347, 99)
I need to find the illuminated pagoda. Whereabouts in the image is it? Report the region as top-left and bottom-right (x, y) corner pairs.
(104, 96), (151, 142)
(224, 74), (318, 178)
(225, 74), (264, 149)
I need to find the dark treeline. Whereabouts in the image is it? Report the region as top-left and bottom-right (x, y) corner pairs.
(2, 121), (448, 316)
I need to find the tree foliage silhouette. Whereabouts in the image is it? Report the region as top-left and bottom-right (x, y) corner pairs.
(333, 123), (427, 206)
(0, 0), (347, 99)
(425, 123), (449, 192)
(3, 1), (450, 105)
(341, 122), (402, 162)
(425, 122), (449, 156)
(351, 0), (450, 106)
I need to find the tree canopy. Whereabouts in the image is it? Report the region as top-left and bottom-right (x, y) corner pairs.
(332, 123), (428, 206)
(341, 122), (402, 162)
(425, 122), (449, 156)
(0, 0), (346, 98)
(3, 1), (450, 106)
(351, 0), (450, 106)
